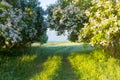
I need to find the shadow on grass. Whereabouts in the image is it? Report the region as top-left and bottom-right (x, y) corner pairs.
(0, 44), (94, 80)
(0, 53), (49, 80)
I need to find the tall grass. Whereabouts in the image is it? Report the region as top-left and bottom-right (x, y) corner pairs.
(0, 42), (120, 80)
(30, 56), (62, 80)
(68, 50), (120, 80)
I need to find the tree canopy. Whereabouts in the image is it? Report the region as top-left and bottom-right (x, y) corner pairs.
(47, 0), (120, 55)
(1, 0), (120, 55)
(47, 0), (91, 42)
(0, 0), (48, 48)
(79, 0), (120, 55)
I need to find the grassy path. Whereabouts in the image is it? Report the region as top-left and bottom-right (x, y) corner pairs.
(0, 42), (93, 80)
(30, 43), (81, 80)
(1, 42), (120, 80)
(30, 56), (62, 80)
(52, 57), (78, 80)
(51, 46), (79, 80)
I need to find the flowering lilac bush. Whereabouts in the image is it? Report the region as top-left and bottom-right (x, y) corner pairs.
(0, 2), (47, 48)
(79, 1), (120, 55)
(0, 5), (23, 48)
(47, 0), (91, 42)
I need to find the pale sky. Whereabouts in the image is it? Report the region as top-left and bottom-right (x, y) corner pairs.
(39, 0), (68, 42)
(39, 0), (57, 10)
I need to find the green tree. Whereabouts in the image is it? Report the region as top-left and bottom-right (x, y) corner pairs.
(47, 0), (91, 42)
(79, 1), (120, 55)
(0, 0), (47, 48)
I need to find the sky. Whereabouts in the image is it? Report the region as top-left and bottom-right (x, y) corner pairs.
(39, 0), (57, 10)
(39, 0), (68, 42)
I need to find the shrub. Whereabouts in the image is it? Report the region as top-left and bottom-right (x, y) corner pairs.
(79, 1), (120, 55)
(0, 1), (47, 49)
(47, 0), (91, 42)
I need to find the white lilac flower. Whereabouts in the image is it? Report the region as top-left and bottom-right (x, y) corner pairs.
(7, 22), (12, 27)
(0, 13), (5, 17)
(2, 25), (8, 30)
(10, 33), (15, 38)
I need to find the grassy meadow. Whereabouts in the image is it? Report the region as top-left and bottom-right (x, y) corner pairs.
(0, 42), (120, 80)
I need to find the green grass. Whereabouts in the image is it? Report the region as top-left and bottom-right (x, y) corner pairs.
(0, 42), (120, 80)
(68, 50), (120, 80)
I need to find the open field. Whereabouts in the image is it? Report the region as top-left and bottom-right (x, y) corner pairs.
(0, 42), (120, 80)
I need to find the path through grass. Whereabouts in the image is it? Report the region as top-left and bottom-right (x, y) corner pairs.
(0, 42), (120, 80)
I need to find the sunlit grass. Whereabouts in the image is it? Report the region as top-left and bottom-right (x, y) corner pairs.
(20, 55), (37, 62)
(68, 50), (120, 80)
(0, 54), (38, 80)
(30, 56), (62, 80)
(0, 42), (120, 80)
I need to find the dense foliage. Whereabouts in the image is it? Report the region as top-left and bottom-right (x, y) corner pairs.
(0, 0), (47, 48)
(47, 0), (91, 42)
(47, 0), (120, 55)
(79, 1), (120, 55)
